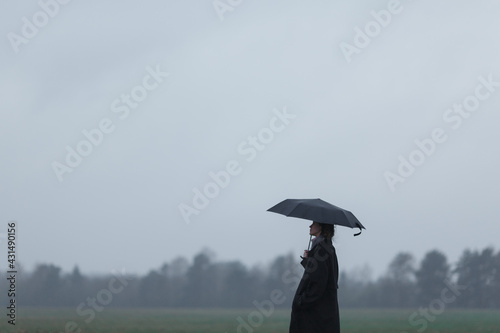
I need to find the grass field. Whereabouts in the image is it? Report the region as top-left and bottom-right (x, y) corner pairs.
(1, 308), (499, 333)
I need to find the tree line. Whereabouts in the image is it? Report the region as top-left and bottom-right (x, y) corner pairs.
(2, 247), (499, 309)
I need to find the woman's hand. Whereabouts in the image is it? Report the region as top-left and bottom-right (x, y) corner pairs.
(303, 250), (309, 258)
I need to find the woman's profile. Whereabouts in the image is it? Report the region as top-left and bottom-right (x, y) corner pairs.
(289, 221), (340, 333)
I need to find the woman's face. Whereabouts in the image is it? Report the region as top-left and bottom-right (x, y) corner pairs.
(309, 222), (322, 237)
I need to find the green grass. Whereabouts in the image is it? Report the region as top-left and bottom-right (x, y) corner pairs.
(1, 308), (499, 333)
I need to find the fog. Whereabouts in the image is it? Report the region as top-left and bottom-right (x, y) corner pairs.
(1, 0), (499, 280)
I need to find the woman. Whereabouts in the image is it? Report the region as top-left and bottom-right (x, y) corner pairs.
(289, 221), (340, 333)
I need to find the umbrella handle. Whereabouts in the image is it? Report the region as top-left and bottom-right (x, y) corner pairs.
(307, 234), (312, 252)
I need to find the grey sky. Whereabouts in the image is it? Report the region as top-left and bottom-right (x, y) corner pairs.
(1, 0), (499, 279)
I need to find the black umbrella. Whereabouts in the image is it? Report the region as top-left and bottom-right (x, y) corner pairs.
(267, 198), (365, 237)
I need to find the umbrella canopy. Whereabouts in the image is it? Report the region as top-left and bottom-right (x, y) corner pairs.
(267, 198), (365, 236)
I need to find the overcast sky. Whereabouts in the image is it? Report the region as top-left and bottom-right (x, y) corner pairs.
(1, 0), (499, 279)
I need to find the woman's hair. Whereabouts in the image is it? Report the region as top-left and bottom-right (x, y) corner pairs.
(320, 223), (335, 240)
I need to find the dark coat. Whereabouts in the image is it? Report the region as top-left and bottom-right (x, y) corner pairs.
(289, 238), (340, 333)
